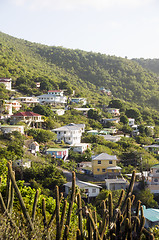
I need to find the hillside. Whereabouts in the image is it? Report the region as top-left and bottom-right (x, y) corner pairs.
(132, 58), (159, 75)
(1, 31), (159, 109)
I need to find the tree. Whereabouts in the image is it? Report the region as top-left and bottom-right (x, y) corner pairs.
(125, 108), (142, 122)
(135, 189), (158, 208)
(87, 109), (100, 121)
(27, 129), (56, 143)
(120, 115), (129, 125)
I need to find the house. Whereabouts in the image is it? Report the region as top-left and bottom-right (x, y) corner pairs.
(0, 125), (24, 134)
(0, 78), (12, 90)
(11, 111), (44, 127)
(16, 96), (38, 105)
(64, 180), (102, 201)
(140, 207), (159, 228)
(105, 178), (127, 190)
(100, 87), (111, 96)
(101, 118), (120, 125)
(105, 108), (120, 116)
(147, 164), (159, 193)
(131, 125), (139, 136)
(92, 153), (121, 179)
(70, 143), (91, 153)
(29, 142), (39, 154)
(37, 90), (67, 106)
(102, 128), (118, 134)
(52, 108), (65, 116)
(143, 144), (159, 154)
(52, 123), (85, 145)
(74, 108), (94, 116)
(101, 135), (122, 142)
(87, 130), (99, 135)
(128, 118), (135, 127)
(77, 162), (92, 175)
(13, 159), (31, 168)
(5, 100), (22, 113)
(46, 148), (69, 161)
(71, 98), (87, 105)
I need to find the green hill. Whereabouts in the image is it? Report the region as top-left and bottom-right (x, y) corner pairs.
(1, 31), (159, 109)
(132, 58), (159, 75)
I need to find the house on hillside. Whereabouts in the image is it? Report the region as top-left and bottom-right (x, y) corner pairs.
(51, 108), (65, 116)
(52, 123), (85, 145)
(46, 148), (69, 161)
(140, 207), (159, 228)
(101, 118), (120, 125)
(16, 96), (38, 105)
(5, 100), (22, 111)
(143, 144), (159, 154)
(37, 90), (67, 106)
(11, 111), (44, 127)
(77, 162), (92, 175)
(64, 180), (102, 201)
(13, 159), (31, 168)
(0, 78), (12, 90)
(70, 143), (91, 153)
(147, 164), (159, 193)
(70, 98), (87, 105)
(105, 108), (120, 116)
(105, 178), (127, 190)
(0, 125), (24, 134)
(29, 141), (39, 154)
(128, 118), (135, 127)
(92, 153), (121, 179)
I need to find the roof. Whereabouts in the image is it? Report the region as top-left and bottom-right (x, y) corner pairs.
(64, 180), (102, 189)
(46, 148), (68, 152)
(107, 166), (122, 170)
(144, 144), (159, 148)
(1, 125), (24, 128)
(12, 112), (42, 117)
(52, 123), (85, 131)
(48, 90), (63, 92)
(92, 153), (118, 161)
(151, 164), (159, 169)
(105, 179), (127, 184)
(141, 208), (159, 222)
(31, 141), (39, 146)
(0, 78), (12, 82)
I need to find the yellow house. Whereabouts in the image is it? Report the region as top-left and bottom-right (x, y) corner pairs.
(92, 153), (121, 178)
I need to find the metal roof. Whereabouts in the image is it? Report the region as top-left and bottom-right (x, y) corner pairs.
(64, 180), (102, 189)
(92, 153), (118, 161)
(141, 208), (159, 222)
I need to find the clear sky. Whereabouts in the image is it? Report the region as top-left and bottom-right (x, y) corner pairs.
(1, 0), (159, 59)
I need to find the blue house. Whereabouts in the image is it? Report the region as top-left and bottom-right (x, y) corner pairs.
(46, 148), (69, 161)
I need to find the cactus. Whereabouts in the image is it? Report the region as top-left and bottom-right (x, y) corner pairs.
(7, 161), (34, 232)
(0, 163), (155, 240)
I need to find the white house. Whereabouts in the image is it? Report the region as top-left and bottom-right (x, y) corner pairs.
(16, 96), (38, 105)
(52, 123), (85, 145)
(143, 144), (159, 154)
(70, 143), (91, 153)
(64, 180), (102, 200)
(13, 159), (31, 168)
(0, 78), (12, 90)
(37, 90), (67, 105)
(29, 142), (39, 154)
(101, 135), (122, 142)
(128, 118), (135, 126)
(1, 125), (24, 134)
(5, 100), (22, 111)
(71, 98), (87, 105)
(105, 178), (128, 190)
(105, 108), (120, 116)
(101, 118), (120, 125)
(52, 109), (65, 116)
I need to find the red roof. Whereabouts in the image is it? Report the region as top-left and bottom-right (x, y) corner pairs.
(12, 112), (42, 117)
(48, 90), (62, 92)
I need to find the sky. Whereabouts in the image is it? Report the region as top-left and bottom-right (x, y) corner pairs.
(1, 0), (159, 59)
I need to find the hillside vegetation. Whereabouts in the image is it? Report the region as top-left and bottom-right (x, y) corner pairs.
(1, 31), (159, 109)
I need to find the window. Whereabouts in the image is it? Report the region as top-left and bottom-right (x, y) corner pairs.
(92, 189), (96, 193)
(102, 169), (106, 172)
(98, 160), (101, 164)
(64, 131), (66, 134)
(109, 160), (112, 164)
(154, 178), (158, 182)
(97, 168), (100, 172)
